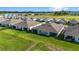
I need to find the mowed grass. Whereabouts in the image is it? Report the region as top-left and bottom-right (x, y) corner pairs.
(30, 42), (50, 51)
(0, 27), (50, 51)
(26, 15), (79, 20)
(0, 27), (79, 50)
(0, 27), (35, 51)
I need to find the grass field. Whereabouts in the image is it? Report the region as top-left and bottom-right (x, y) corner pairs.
(0, 27), (79, 51)
(26, 15), (79, 20)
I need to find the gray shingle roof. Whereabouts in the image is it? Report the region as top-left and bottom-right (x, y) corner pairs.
(69, 20), (79, 24)
(64, 25), (79, 36)
(0, 20), (10, 25)
(9, 19), (23, 25)
(15, 20), (41, 28)
(56, 19), (68, 24)
(0, 19), (10, 25)
(33, 23), (64, 33)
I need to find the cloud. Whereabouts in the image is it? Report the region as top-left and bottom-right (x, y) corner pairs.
(63, 8), (69, 11)
(53, 7), (63, 11)
(53, 7), (69, 11)
(49, 7), (53, 11)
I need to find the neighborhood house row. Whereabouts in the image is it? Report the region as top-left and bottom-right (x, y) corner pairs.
(0, 14), (79, 43)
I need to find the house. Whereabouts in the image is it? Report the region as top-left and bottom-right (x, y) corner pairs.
(8, 19), (23, 28)
(0, 18), (22, 27)
(0, 19), (10, 27)
(0, 18), (10, 26)
(32, 23), (64, 36)
(4, 13), (13, 19)
(39, 18), (45, 22)
(64, 25), (79, 42)
(33, 18), (38, 21)
(14, 20), (44, 31)
(44, 18), (56, 23)
(35, 18), (44, 22)
(56, 18), (68, 24)
(49, 19), (56, 23)
(44, 18), (51, 22)
(20, 17), (27, 20)
(44, 19), (54, 23)
(68, 19), (79, 25)
(26, 17), (33, 20)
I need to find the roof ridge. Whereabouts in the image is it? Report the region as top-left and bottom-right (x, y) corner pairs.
(50, 23), (58, 32)
(50, 23), (63, 33)
(47, 23), (58, 33)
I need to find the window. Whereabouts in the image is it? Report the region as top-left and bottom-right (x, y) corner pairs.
(66, 36), (73, 39)
(39, 30), (48, 35)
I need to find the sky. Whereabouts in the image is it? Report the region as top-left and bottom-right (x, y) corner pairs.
(0, 7), (52, 12)
(0, 0), (79, 11)
(0, 0), (79, 7)
(0, 7), (79, 12)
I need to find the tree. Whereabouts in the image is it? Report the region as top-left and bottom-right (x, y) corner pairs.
(53, 10), (69, 15)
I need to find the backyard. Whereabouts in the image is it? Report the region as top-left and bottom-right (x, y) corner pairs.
(0, 27), (79, 51)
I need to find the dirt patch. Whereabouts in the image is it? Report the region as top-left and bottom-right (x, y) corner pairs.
(45, 44), (64, 51)
(26, 43), (38, 51)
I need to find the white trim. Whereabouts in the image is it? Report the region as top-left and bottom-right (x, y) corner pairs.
(57, 26), (64, 37)
(22, 27), (24, 30)
(29, 22), (45, 30)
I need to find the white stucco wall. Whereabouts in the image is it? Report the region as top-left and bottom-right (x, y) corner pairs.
(22, 27), (24, 30)
(74, 36), (79, 42)
(16, 26), (24, 30)
(17, 26), (22, 29)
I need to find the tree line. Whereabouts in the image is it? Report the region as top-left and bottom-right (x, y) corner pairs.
(0, 11), (79, 16)
(53, 10), (79, 15)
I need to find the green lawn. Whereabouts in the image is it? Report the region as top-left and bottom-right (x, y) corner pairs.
(0, 27), (79, 51)
(26, 15), (79, 20)
(30, 42), (50, 51)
